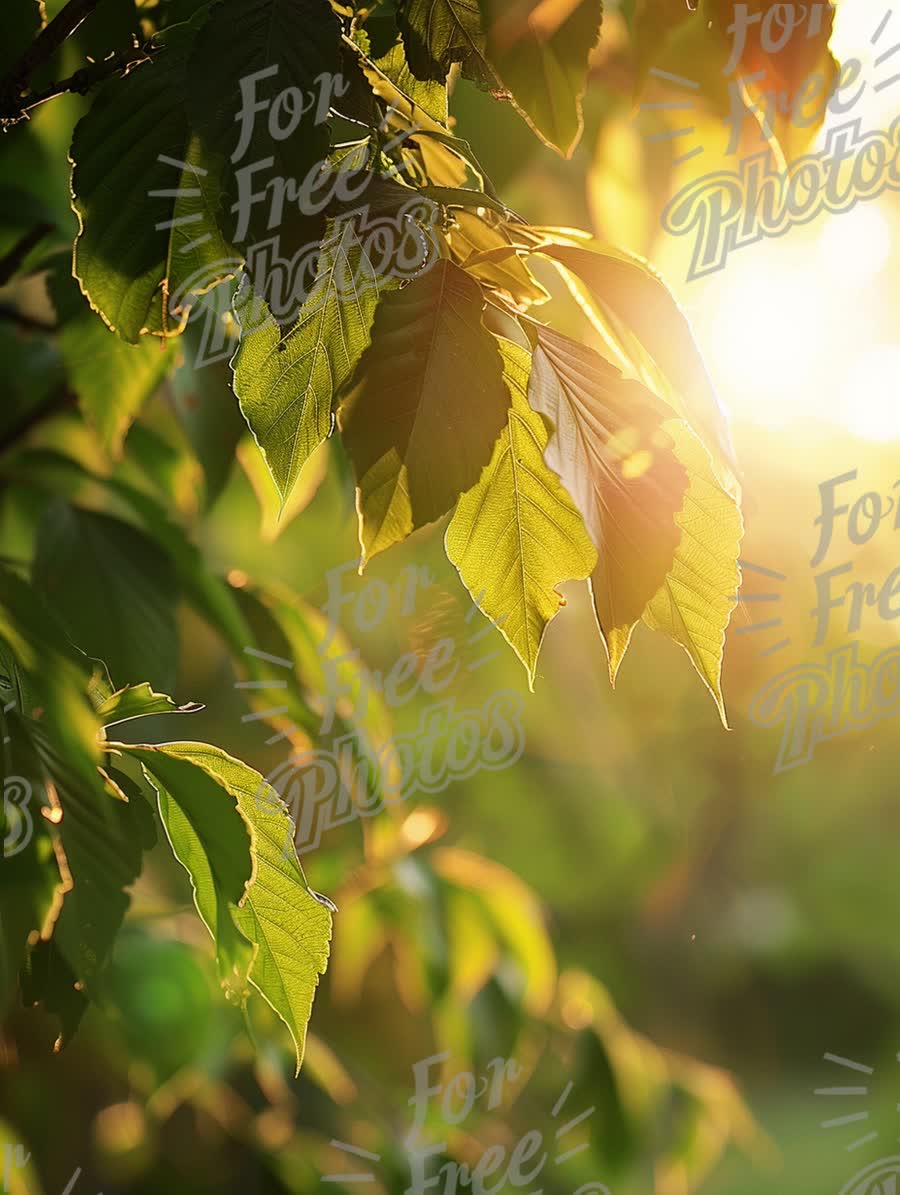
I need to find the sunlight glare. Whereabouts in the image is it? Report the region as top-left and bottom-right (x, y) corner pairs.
(839, 345), (900, 442)
(817, 205), (891, 285)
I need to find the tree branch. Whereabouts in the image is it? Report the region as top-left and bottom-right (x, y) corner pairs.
(0, 225), (55, 288)
(1, 38), (159, 129)
(0, 0), (103, 106)
(0, 0), (161, 131)
(0, 304), (58, 335)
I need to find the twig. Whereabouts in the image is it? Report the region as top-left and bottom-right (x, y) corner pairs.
(1, 37), (160, 130)
(0, 304), (57, 334)
(0, 0), (103, 109)
(0, 224), (55, 287)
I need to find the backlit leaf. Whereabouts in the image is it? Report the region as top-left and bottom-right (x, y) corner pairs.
(641, 420), (743, 725)
(445, 339), (595, 686)
(49, 262), (176, 457)
(526, 324), (688, 681)
(480, 0), (603, 155)
(128, 742), (333, 1073)
(71, 16), (236, 341)
(339, 259), (510, 566)
(96, 683), (203, 727)
(398, 0), (492, 84)
(536, 237), (737, 489)
(231, 217), (399, 504)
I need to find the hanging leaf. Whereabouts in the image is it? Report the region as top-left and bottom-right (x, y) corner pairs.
(32, 726), (149, 995)
(398, 0), (493, 84)
(445, 339), (595, 687)
(237, 438), (329, 541)
(128, 742), (333, 1072)
(480, 0), (603, 155)
(33, 502), (180, 693)
(48, 262), (176, 457)
(232, 216), (405, 504)
(641, 420), (743, 725)
(71, 15), (237, 342)
(375, 39), (450, 125)
(186, 0), (341, 258)
(526, 324), (688, 681)
(339, 259), (510, 566)
(535, 237), (737, 489)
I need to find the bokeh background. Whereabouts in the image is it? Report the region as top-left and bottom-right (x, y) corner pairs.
(2, 1), (900, 1192)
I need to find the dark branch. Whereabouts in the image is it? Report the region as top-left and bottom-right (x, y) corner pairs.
(0, 0), (103, 107)
(0, 304), (58, 335)
(0, 225), (55, 288)
(1, 37), (159, 131)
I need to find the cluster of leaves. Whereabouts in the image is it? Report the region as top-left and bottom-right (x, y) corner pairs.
(0, 0), (750, 1069)
(65, 0), (744, 706)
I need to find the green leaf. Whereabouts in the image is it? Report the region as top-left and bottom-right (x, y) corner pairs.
(231, 217), (400, 505)
(71, 15), (237, 342)
(641, 420), (743, 725)
(7, 449), (255, 656)
(127, 742), (333, 1072)
(339, 259), (510, 565)
(33, 502), (179, 692)
(398, 0), (492, 84)
(49, 261), (176, 457)
(445, 339), (595, 687)
(0, 567), (102, 786)
(374, 39), (449, 125)
(19, 939), (89, 1049)
(186, 0), (341, 256)
(172, 316), (246, 508)
(32, 726), (147, 993)
(0, 711), (61, 1018)
(480, 0), (603, 155)
(96, 683), (203, 727)
(526, 324), (688, 682)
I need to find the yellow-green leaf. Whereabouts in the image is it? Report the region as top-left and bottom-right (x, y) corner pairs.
(128, 742), (333, 1073)
(232, 218), (393, 506)
(641, 420), (743, 726)
(445, 338), (595, 687)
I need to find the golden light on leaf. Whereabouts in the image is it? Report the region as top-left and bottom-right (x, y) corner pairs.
(621, 449), (653, 481)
